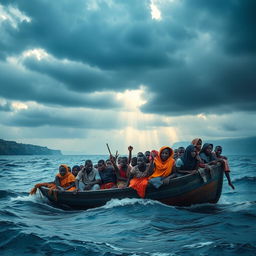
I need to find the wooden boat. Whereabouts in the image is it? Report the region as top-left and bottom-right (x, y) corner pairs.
(39, 165), (224, 209)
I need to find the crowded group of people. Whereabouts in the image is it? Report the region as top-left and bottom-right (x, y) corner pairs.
(30, 138), (235, 198)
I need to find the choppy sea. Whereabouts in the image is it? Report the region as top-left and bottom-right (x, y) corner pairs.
(0, 155), (256, 256)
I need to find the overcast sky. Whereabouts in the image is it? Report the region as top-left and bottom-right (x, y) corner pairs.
(0, 0), (255, 154)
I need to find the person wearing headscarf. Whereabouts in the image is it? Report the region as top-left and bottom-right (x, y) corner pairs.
(149, 146), (176, 188)
(175, 145), (198, 175)
(191, 138), (203, 154)
(55, 164), (76, 191)
(199, 143), (218, 165)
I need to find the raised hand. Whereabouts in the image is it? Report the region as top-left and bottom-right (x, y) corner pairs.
(128, 146), (133, 152)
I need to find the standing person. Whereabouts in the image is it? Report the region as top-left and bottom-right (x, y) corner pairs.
(55, 164), (76, 191)
(127, 155), (155, 198)
(97, 160), (117, 189)
(214, 146), (235, 190)
(149, 146), (175, 188)
(75, 160), (101, 191)
(175, 145), (199, 175)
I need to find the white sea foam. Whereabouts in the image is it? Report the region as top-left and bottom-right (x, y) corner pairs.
(10, 194), (42, 203)
(183, 241), (213, 249)
(100, 198), (165, 209)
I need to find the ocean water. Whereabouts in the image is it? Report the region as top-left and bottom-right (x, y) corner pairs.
(0, 155), (256, 256)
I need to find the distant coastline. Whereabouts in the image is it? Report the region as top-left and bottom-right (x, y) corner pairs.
(0, 139), (62, 155)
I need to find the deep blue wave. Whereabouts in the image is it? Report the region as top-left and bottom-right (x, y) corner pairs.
(0, 155), (255, 256)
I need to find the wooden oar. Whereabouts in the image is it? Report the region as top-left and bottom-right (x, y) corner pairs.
(106, 143), (112, 156)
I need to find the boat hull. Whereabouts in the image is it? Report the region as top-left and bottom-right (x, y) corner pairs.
(39, 165), (224, 209)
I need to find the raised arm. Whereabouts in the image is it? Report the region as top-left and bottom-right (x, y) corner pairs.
(128, 146), (133, 164)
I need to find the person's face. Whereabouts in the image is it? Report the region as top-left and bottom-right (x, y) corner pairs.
(178, 148), (185, 156)
(97, 162), (105, 171)
(131, 157), (137, 167)
(206, 145), (213, 155)
(120, 158), (127, 167)
(72, 168), (79, 176)
(85, 162), (93, 172)
(191, 148), (197, 158)
(137, 157), (145, 168)
(215, 147), (222, 156)
(59, 166), (67, 176)
(145, 151), (150, 159)
(106, 160), (112, 167)
(196, 140), (202, 150)
(160, 148), (170, 161)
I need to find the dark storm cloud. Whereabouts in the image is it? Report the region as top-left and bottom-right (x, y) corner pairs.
(0, 62), (121, 109)
(0, 0), (255, 115)
(0, 105), (169, 130)
(1, 107), (121, 129)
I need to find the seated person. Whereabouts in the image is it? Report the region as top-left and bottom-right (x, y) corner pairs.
(97, 159), (117, 189)
(199, 143), (218, 165)
(75, 160), (101, 191)
(127, 156), (155, 198)
(149, 146), (176, 188)
(214, 146), (235, 190)
(71, 165), (80, 177)
(55, 164), (76, 191)
(144, 151), (151, 163)
(177, 147), (185, 159)
(111, 155), (131, 189)
(173, 149), (178, 160)
(191, 138), (203, 154)
(191, 138), (204, 164)
(175, 145), (199, 175)
(106, 159), (114, 168)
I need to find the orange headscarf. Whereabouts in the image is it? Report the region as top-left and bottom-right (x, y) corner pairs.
(150, 146), (175, 178)
(56, 164), (76, 191)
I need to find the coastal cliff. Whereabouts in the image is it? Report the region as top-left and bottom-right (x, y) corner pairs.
(0, 139), (62, 155)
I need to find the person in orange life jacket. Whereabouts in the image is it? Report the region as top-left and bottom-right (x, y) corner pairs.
(54, 164), (76, 191)
(149, 147), (176, 188)
(214, 146), (235, 190)
(97, 159), (117, 189)
(127, 155), (155, 198)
